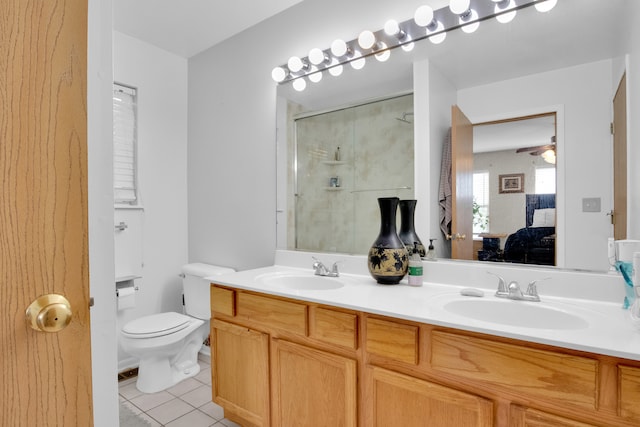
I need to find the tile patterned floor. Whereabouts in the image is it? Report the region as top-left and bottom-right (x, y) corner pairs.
(119, 358), (240, 427)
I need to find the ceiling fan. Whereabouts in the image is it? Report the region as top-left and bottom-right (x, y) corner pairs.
(515, 135), (556, 156)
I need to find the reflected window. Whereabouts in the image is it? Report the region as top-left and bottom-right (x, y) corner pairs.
(473, 171), (489, 234)
(535, 167), (556, 194)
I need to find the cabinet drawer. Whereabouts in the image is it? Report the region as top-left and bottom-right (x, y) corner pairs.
(366, 317), (418, 365)
(237, 292), (307, 335)
(431, 331), (598, 410)
(310, 307), (358, 350)
(619, 365), (640, 420)
(211, 285), (235, 316)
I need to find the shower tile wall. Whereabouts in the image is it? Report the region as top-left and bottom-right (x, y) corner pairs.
(293, 94), (414, 254)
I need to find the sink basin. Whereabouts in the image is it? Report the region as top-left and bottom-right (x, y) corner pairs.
(259, 274), (345, 291)
(443, 299), (589, 330)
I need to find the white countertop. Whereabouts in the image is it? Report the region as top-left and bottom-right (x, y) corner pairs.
(208, 251), (640, 362)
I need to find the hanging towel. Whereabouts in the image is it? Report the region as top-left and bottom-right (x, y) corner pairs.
(438, 128), (452, 236)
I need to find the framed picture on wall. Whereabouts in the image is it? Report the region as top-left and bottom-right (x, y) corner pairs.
(499, 173), (524, 194)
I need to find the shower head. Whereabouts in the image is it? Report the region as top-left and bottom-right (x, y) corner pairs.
(395, 112), (414, 124)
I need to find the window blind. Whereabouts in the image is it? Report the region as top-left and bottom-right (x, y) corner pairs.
(113, 84), (138, 205)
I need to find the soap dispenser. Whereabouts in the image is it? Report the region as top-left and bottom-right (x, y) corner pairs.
(425, 239), (437, 261)
(408, 242), (423, 287)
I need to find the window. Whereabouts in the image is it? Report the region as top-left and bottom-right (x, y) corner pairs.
(535, 167), (556, 194)
(473, 171), (489, 234)
(113, 84), (138, 205)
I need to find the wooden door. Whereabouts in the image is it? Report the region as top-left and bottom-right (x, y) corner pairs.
(272, 339), (357, 427)
(367, 366), (493, 426)
(451, 105), (474, 259)
(212, 320), (270, 427)
(613, 73), (627, 240)
(0, 0), (93, 425)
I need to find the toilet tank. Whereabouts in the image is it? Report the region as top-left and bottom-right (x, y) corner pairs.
(182, 263), (235, 319)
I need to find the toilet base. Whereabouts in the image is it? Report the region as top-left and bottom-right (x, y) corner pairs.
(130, 321), (209, 393)
(136, 355), (201, 393)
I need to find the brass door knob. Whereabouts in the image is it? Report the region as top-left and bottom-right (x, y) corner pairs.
(26, 294), (72, 333)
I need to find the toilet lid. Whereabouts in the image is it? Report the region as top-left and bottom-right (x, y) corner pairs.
(122, 312), (192, 338)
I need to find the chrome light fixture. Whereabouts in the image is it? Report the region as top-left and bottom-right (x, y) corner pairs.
(272, 0), (557, 90)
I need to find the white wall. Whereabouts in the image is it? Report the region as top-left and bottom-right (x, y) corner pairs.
(113, 32), (189, 369)
(627, 2), (640, 239)
(88, 0), (118, 426)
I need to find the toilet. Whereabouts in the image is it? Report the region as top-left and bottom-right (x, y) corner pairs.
(120, 263), (235, 393)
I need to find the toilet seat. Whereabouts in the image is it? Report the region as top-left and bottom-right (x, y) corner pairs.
(122, 312), (192, 339)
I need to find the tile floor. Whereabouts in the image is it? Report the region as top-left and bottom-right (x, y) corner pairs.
(119, 357), (240, 427)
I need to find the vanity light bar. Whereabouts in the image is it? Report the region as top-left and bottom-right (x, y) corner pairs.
(271, 0), (557, 89)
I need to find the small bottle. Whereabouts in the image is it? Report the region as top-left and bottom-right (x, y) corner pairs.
(335, 146), (341, 161)
(425, 239), (437, 261)
(408, 242), (423, 286)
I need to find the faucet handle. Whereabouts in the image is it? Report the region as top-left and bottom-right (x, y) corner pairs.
(526, 277), (550, 298)
(487, 271), (507, 295)
(330, 261), (341, 275)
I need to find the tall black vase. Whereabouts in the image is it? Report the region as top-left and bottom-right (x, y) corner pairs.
(398, 199), (426, 257)
(367, 197), (409, 285)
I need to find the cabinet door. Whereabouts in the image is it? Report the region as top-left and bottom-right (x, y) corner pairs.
(367, 367), (493, 427)
(272, 339), (357, 427)
(510, 405), (597, 427)
(212, 320), (270, 427)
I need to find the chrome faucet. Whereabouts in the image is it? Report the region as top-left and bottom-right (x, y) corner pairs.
(312, 257), (340, 277)
(488, 272), (549, 302)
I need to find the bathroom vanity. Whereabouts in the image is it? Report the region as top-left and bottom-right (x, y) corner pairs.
(208, 253), (640, 427)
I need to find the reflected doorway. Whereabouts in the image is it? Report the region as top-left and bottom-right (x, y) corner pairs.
(468, 113), (557, 266)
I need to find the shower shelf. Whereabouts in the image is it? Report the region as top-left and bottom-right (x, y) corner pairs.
(322, 161), (347, 166)
(324, 187), (344, 191)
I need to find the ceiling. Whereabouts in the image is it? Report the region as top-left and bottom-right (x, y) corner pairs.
(113, 0), (304, 58)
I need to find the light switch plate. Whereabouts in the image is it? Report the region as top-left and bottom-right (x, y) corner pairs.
(582, 197), (601, 212)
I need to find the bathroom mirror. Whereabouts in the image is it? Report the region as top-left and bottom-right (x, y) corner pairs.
(276, 0), (631, 272)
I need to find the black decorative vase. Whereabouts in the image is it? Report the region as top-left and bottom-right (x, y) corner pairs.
(398, 199), (426, 257)
(367, 197), (409, 285)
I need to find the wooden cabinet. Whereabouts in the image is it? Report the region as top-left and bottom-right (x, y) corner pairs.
(366, 366), (493, 427)
(619, 365), (640, 420)
(510, 405), (598, 427)
(271, 339), (357, 427)
(210, 284), (640, 427)
(211, 319), (270, 427)
(430, 330), (598, 410)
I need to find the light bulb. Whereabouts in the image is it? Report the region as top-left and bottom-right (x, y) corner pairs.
(308, 48), (328, 66)
(401, 35), (415, 52)
(460, 9), (479, 33)
(384, 20), (400, 36)
(308, 66), (323, 83)
(358, 30), (376, 50)
(541, 149), (556, 164)
(414, 5), (434, 27)
(271, 66), (287, 83)
(328, 58), (343, 77)
(495, 0), (516, 24)
(449, 0), (470, 15)
(375, 42), (390, 62)
(350, 51), (366, 70)
(292, 78), (306, 92)
(287, 56), (306, 73)
(535, 0), (557, 13)
(330, 39), (348, 57)
(427, 21), (447, 44)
